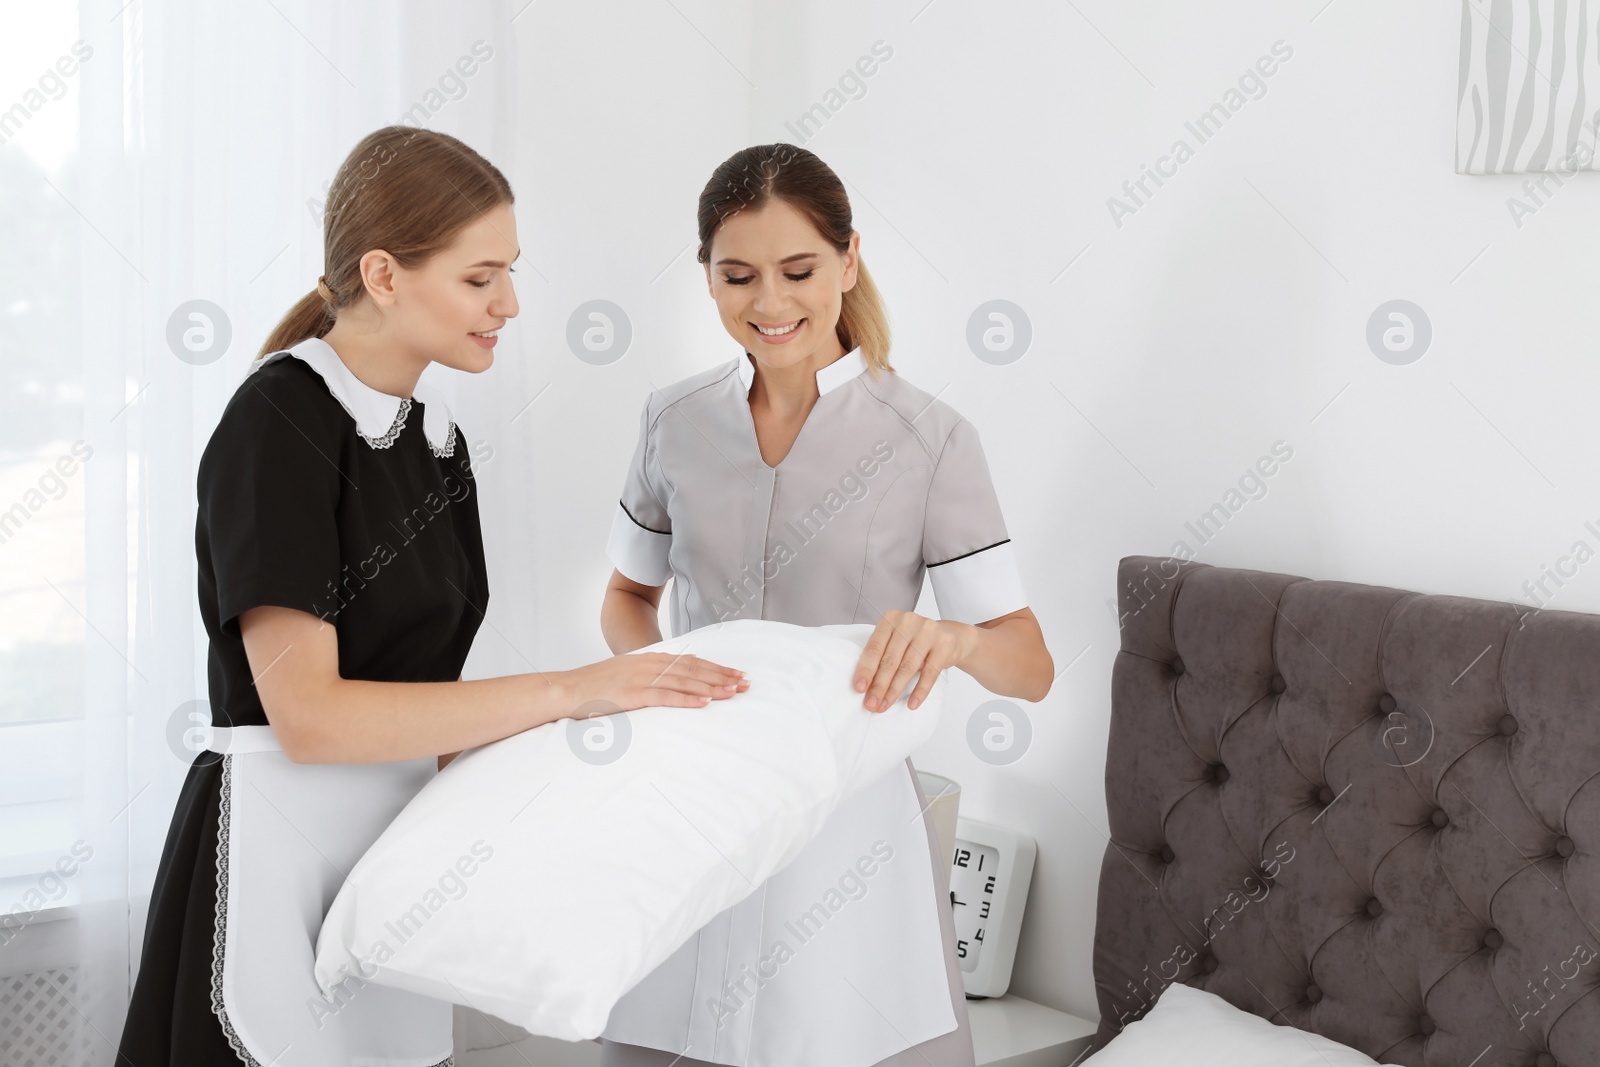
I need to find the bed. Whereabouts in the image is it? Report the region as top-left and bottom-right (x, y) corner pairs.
(1090, 555), (1600, 1065)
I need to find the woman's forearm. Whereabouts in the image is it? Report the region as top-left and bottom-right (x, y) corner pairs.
(287, 670), (579, 765)
(601, 587), (664, 655)
(242, 605), (589, 766)
(953, 612), (1054, 703)
(438, 674), (465, 770)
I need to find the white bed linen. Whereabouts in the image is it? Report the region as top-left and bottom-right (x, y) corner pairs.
(1091, 981), (1406, 1066)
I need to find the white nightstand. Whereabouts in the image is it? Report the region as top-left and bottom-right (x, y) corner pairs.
(968, 994), (1098, 1067)
(456, 996), (1098, 1066)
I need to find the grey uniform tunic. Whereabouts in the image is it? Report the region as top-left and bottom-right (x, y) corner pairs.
(601, 347), (1028, 1067)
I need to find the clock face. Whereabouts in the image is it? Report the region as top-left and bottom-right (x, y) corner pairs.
(949, 840), (1001, 973)
(948, 818), (1036, 998)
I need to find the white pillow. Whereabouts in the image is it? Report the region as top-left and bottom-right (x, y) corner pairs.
(1091, 981), (1406, 1066)
(312, 619), (944, 1041)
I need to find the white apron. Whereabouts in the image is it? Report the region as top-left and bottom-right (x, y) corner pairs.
(600, 759), (956, 1067)
(205, 724), (455, 1067)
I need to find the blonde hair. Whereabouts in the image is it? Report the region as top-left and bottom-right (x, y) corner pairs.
(259, 126), (513, 357)
(695, 143), (892, 373)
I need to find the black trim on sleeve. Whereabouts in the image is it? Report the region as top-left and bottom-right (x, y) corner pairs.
(926, 538), (1010, 568)
(619, 499), (670, 536)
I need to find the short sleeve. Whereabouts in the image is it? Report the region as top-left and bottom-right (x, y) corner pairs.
(605, 393), (673, 586)
(198, 371), (344, 634)
(921, 419), (1029, 625)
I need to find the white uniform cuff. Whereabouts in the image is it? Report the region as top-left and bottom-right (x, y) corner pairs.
(928, 540), (1028, 624)
(607, 502), (672, 586)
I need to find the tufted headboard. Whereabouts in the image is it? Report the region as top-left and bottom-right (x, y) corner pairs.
(1090, 556), (1600, 1066)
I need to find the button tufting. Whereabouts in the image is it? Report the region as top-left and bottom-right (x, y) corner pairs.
(1212, 763), (1230, 784)
(1366, 897), (1384, 918)
(1201, 953), (1219, 973)
(1317, 785), (1336, 805)
(1305, 983), (1322, 1003)
(1498, 713), (1518, 736)
(1256, 867), (1275, 888)
(1270, 674), (1287, 694)
(1535, 1053), (1556, 1067)
(1378, 693), (1397, 714)
(1555, 836), (1576, 858)
(1431, 808), (1449, 829)
(1159, 844), (1175, 864)
(1418, 1014), (1436, 1036)
(1483, 927), (1503, 950)
(1171, 656), (1185, 675)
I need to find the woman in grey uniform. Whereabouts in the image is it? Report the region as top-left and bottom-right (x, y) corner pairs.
(597, 143), (1054, 1067)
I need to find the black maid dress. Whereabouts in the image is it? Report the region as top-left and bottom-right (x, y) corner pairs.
(115, 342), (490, 1066)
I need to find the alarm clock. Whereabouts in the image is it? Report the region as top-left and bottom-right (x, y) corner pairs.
(948, 816), (1036, 998)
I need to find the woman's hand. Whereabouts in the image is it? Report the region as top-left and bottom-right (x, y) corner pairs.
(570, 651), (748, 715)
(853, 610), (977, 713)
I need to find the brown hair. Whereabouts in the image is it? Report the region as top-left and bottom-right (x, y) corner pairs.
(695, 143), (893, 373)
(259, 126), (514, 357)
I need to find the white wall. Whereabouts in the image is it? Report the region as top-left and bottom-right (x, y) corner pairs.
(454, 0), (1600, 1024)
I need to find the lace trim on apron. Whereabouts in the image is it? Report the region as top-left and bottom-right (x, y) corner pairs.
(209, 755), (455, 1067)
(210, 756), (266, 1066)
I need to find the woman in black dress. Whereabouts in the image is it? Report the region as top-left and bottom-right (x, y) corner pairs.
(115, 126), (748, 1067)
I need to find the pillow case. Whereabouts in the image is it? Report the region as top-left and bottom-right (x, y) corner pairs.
(312, 619), (945, 1040)
(1091, 981), (1405, 1066)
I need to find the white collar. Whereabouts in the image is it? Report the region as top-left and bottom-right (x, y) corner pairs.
(250, 337), (456, 455)
(735, 346), (869, 398)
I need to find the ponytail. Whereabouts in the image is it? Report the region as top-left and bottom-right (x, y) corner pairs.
(839, 258), (891, 373)
(257, 289), (334, 359)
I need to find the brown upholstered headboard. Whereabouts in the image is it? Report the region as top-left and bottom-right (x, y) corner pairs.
(1091, 556), (1600, 1067)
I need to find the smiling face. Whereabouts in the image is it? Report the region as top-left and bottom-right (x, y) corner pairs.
(382, 201), (521, 373)
(704, 197), (859, 374)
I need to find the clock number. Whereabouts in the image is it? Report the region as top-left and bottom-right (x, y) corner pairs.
(954, 847), (971, 868)
(980, 900), (990, 919)
(983, 875), (996, 895)
(956, 939), (968, 959)
(974, 928), (985, 943)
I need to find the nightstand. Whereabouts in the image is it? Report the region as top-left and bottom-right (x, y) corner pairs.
(969, 994), (1098, 1066)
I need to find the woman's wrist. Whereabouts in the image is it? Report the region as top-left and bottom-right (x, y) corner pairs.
(529, 667), (581, 729)
(944, 619), (981, 671)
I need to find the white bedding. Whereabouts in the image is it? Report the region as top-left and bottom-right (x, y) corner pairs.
(311, 619), (945, 1040)
(1091, 982), (1407, 1066)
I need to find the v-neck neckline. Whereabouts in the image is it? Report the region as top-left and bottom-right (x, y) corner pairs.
(745, 396), (817, 472)
(735, 348), (868, 472)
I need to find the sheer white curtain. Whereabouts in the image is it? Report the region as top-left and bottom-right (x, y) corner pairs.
(0, 2), (517, 1061)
